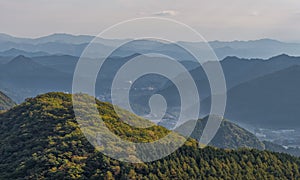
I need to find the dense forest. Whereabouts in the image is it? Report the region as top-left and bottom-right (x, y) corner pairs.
(1, 92), (300, 179)
(187, 118), (265, 150)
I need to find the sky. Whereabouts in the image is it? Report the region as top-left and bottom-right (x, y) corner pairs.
(0, 0), (300, 42)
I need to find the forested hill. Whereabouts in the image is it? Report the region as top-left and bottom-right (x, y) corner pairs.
(188, 118), (265, 150)
(1, 92), (300, 179)
(0, 91), (15, 110)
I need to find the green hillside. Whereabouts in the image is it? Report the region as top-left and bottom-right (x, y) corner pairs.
(0, 91), (15, 111)
(1, 92), (300, 179)
(188, 118), (265, 150)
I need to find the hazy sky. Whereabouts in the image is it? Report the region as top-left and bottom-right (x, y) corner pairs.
(1, 0), (300, 41)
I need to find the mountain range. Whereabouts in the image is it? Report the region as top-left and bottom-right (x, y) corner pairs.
(0, 55), (72, 102)
(2, 53), (300, 132)
(2, 33), (300, 59)
(224, 64), (300, 129)
(131, 54), (300, 133)
(2, 34), (300, 155)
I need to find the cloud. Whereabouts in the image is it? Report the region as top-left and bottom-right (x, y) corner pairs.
(152, 10), (178, 17)
(250, 11), (260, 16)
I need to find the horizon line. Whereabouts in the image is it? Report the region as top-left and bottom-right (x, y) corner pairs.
(1, 32), (299, 44)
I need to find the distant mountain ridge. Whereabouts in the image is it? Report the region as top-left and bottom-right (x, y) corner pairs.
(0, 55), (72, 102)
(224, 64), (300, 129)
(0, 33), (94, 45)
(153, 54), (300, 113)
(1, 33), (300, 59)
(0, 48), (49, 57)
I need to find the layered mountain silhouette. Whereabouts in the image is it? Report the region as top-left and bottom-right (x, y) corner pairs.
(2, 53), (300, 131)
(225, 64), (300, 129)
(0, 55), (72, 102)
(0, 48), (49, 57)
(1, 36), (300, 149)
(152, 55), (300, 131)
(0, 54), (200, 103)
(2, 34), (300, 179)
(2, 33), (300, 59)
